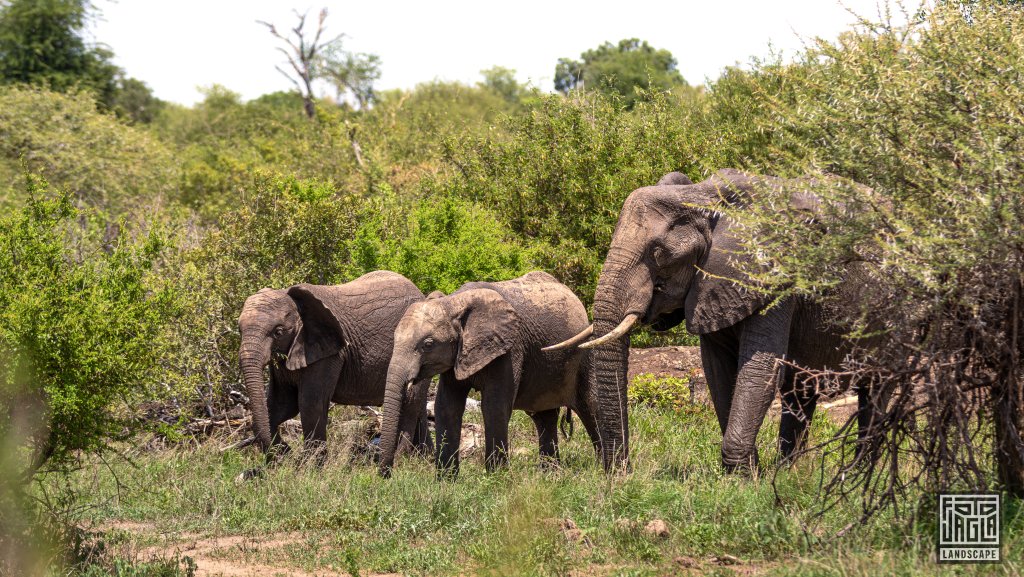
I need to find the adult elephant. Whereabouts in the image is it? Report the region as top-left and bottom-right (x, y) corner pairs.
(377, 271), (601, 478)
(548, 169), (864, 472)
(238, 270), (431, 465)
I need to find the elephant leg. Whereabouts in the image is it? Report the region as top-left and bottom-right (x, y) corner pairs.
(266, 372), (299, 463)
(434, 372), (468, 480)
(297, 360), (339, 468)
(778, 370), (817, 462)
(480, 358), (516, 473)
(699, 331), (740, 436)
(531, 409), (560, 469)
(722, 299), (795, 473)
(855, 379), (890, 459)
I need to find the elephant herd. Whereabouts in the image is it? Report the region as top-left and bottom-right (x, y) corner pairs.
(238, 168), (874, 479)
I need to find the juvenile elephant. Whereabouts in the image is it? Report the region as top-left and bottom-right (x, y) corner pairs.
(548, 169), (871, 472)
(377, 271), (600, 478)
(238, 270), (431, 465)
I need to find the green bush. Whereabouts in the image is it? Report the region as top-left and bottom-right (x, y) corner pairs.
(0, 86), (177, 212)
(346, 194), (535, 294)
(0, 175), (175, 476)
(628, 373), (692, 412)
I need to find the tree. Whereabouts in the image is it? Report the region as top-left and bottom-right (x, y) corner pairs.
(479, 66), (523, 103)
(0, 0), (118, 101)
(554, 38), (686, 108)
(317, 42), (381, 109)
(259, 8), (338, 119)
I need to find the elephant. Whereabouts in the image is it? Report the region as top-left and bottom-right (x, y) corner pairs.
(547, 169), (871, 473)
(238, 270), (432, 466)
(377, 271), (601, 478)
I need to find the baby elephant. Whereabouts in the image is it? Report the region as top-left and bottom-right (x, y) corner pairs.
(378, 271), (600, 478)
(238, 270), (432, 466)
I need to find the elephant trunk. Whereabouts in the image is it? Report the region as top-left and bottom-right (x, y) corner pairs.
(379, 358), (419, 477)
(240, 340), (273, 453)
(590, 246), (652, 472)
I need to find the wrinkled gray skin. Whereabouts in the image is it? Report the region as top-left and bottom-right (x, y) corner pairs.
(378, 271), (601, 478)
(238, 271), (432, 465)
(576, 169), (869, 472)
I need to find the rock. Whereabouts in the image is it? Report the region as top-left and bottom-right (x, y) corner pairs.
(673, 556), (699, 568)
(644, 519), (670, 539)
(234, 467), (264, 484)
(614, 518), (638, 532)
(712, 554), (741, 565)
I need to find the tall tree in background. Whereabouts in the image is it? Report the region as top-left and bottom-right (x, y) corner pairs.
(316, 42), (381, 109)
(0, 0), (118, 101)
(259, 9), (337, 119)
(554, 38), (686, 108)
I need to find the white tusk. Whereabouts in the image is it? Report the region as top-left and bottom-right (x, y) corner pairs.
(542, 325), (594, 351)
(579, 314), (640, 349)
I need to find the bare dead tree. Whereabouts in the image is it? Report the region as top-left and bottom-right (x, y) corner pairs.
(257, 9), (338, 119)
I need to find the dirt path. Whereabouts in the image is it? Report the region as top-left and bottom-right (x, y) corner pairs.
(96, 522), (398, 577)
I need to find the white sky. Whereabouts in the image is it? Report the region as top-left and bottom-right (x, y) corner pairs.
(89, 0), (907, 106)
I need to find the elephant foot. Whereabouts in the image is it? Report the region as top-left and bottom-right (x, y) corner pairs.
(721, 452), (760, 477)
(234, 467), (265, 484)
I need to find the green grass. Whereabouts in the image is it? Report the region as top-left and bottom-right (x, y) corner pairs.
(71, 401), (1024, 576)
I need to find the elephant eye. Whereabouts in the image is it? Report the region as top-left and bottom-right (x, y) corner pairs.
(422, 338), (435, 351)
(272, 326), (285, 338)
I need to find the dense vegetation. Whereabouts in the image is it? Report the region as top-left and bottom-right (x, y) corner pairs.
(1, 0), (1024, 575)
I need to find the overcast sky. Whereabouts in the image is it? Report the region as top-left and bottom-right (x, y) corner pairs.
(89, 0), (907, 106)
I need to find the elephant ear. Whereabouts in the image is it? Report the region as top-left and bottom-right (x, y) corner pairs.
(285, 284), (345, 370)
(450, 288), (519, 381)
(684, 215), (774, 335)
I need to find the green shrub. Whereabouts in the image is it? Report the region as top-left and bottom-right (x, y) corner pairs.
(346, 194), (535, 294)
(0, 85), (176, 212)
(628, 373), (692, 412)
(0, 176), (176, 474)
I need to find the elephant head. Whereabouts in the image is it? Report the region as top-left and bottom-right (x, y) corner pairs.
(378, 288), (518, 476)
(238, 285), (344, 452)
(547, 169), (770, 470)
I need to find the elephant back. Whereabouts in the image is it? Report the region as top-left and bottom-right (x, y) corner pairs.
(459, 272), (588, 347)
(328, 271), (425, 369)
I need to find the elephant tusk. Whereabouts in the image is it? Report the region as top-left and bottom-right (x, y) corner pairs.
(579, 314), (639, 349)
(541, 325), (594, 351)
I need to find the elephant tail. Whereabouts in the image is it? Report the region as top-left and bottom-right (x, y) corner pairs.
(559, 408), (574, 440)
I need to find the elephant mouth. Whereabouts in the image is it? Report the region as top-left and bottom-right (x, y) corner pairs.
(648, 307), (686, 331)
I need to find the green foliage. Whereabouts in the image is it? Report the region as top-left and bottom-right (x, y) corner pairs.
(316, 41), (381, 109)
(0, 85), (176, 211)
(346, 194), (534, 294)
(0, 0), (118, 102)
(628, 374), (692, 412)
(0, 176), (175, 474)
(479, 65), (526, 104)
(554, 39), (687, 109)
(438, 89), (711, 304)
